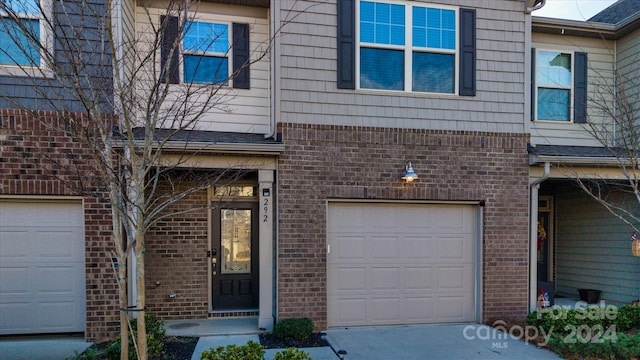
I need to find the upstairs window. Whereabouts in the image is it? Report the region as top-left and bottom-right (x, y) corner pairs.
(532, 49), (587, 123)
(536, 51), (572, 121)
(337, 0), (475, 96)
(183, 21), (229, 85)
(0, 0), (42, 67)
(161, 16), (250, 89)
(358, 1), (456, 93)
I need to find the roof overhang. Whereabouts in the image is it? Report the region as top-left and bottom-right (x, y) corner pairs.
(114, 140), (285, 155)
(532, 13), (640, 40)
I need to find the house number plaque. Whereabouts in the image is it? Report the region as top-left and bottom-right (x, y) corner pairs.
(262, 188), (270, 222)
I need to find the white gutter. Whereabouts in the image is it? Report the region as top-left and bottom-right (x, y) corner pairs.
(534, 155), (622, 166)
(529, 162), (550, 312)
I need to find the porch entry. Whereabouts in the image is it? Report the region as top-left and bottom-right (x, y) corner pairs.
(210, 202), (259, 310)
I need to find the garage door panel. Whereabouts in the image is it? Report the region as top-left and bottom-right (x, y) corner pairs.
(369, 298), (401, 322)
(436, 207), (470, 229)
(438, 266), (466, 290)
(370, 267), (400, 290)
(405, 237), (433, 260)
(406, 297), (435, 321)
(438, 296), (473, 321)
(0, 302), (33, 332)
(405, 267), (434, 290)
(332, 267), (366, 291)
(38, 301), (82, 330)
(37, 266), (81, 294)
(369, 236), (401, 259)
(0, 230), (31, 258)
(0, 267), (32, 294)
(328, 203), (478, 327)
(38, 230), (81, 258)
(333, 236), (366, 260)
(0, 201), (86, 335)
(438, 236), (469, 260)
(331, 297), (366, 324)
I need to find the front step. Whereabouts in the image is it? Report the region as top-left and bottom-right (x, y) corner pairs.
(208, 309), (259, 318)
(165, 317), (261, 337)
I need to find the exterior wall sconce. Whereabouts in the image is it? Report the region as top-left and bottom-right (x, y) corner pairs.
(401, 161), (419, 182)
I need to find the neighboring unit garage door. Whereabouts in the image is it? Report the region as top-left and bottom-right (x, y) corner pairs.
(0, 201), (86, 335)
(327, 202), (478, 327)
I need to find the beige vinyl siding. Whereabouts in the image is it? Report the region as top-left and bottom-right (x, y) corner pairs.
(555, 190), (640, 305)
(276, 0), (527, 134)
(135, 3), (271, 134)
(531, 33), (615, 147)
(118, 0), (136, 106)
(616, 28), (640, 122)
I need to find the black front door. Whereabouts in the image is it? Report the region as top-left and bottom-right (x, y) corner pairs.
(211, 202), (259, 309)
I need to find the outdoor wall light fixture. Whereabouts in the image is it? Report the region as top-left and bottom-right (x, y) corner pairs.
(401, 161), (419, 182)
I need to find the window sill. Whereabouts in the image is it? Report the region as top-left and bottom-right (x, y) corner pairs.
(0, 64), (54, 79)
(353, 87), (460, 98)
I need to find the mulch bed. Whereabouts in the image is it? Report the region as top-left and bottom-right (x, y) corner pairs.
(161, 336), (199, 360)
(80, 336), (198, 360)
(81, 333), (329, 359)
(259, 332), (330, 349)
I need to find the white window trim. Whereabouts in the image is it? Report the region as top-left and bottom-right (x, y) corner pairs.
(534, 48), (575, 123)
(355, 0), (459, 95)
(180, 18), (233, 86)
(0, 0), (53, 78)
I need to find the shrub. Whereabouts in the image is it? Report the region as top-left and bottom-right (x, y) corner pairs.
(549, 332), (640, 359)
(616, 305), (640, 332)
(105, 313), (166, 360)
(273, 347), (312, 360)
(273, 318), (314, 342)
(199, 341), (264, 360)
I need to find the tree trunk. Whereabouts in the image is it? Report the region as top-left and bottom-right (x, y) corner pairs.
(118, 257), (129, 360)
(136, 234), (147, 360)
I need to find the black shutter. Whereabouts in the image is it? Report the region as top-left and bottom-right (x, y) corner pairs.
(459, 8), (476, 96)
(574, 52), (588, 123)
(160, 15), (180, 84)
(337, 0), (355, 89)
(233, 23), (250, 89)
(531, 48), (536, 121)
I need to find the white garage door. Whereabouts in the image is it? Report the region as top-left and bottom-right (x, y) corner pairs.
(327, 202), (478, 327)
(0, 201), (86, 335)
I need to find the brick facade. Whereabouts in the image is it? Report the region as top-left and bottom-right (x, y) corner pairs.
(0, 109), (118, 342)
(145, 185), (210, 319)
(277, 123), (530, 328)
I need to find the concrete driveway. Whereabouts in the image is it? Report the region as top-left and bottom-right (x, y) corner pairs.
(0, 324), (561, 360)
(0, 336), (92, 360)
(324, 324), (561, 360)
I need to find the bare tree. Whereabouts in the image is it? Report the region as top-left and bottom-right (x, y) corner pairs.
(0, 0), (275, 358)
(575, 45), (640, 233)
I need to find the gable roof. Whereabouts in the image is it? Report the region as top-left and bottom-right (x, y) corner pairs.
(588, 0), (640, 25)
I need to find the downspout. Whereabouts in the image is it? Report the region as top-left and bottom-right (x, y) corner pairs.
(267, 1), (279, 139)
(526, 0), (546, 13)
(529, 161), (550, 311)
